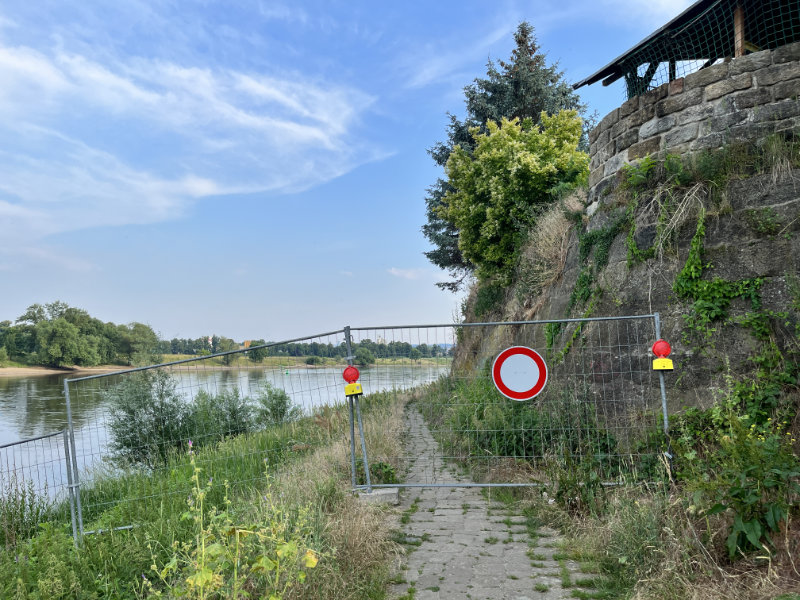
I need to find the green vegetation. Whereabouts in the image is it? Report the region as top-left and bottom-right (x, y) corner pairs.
(443, 111), (588, 284)
(1, 389), (405, 599)
(0, 475), (53, 551)
(0, 301), (160, 368)
(415, 375), (658, 489)
(433, 134), (800, 598)
(422, 21), (589, 291)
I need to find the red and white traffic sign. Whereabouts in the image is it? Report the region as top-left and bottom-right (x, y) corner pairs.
(492, 346), (548, 401)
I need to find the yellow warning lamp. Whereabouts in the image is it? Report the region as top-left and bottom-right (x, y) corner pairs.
(343, 365), (363, 397)
(652, 339), (674, 371)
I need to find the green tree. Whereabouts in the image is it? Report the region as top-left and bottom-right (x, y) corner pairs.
(443, 112), (588, 283)
(106, 370), (191, 468)
(216, 336), (239, 366)
(354, 347), (376, 366)
(16, 304), (46, 325)
(247, 339), (268, 363)
(33, 318), (99, 367)
(423, 21), (588, 290)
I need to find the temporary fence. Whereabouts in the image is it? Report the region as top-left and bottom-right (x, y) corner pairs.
(0, 430), (77, 548)
(350, 314), (669, 491)
(3, 314), (671, 547)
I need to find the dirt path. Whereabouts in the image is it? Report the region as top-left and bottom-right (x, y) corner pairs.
(388, 407), (600, 600)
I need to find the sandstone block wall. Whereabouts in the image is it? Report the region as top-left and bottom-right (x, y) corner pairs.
(587, 41), (800, 206)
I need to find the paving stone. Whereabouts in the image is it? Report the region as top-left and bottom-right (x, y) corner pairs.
(388, 408), (588, 599)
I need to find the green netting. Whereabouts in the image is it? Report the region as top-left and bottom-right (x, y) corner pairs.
(617, 0), (800, 99)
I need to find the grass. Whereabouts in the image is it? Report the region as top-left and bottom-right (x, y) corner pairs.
(0, 389), (408, 599)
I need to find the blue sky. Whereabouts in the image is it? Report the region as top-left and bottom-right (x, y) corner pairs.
(0, 0), (692, 342)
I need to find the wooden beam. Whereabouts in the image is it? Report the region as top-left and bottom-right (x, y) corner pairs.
(734, 5), (745, 57)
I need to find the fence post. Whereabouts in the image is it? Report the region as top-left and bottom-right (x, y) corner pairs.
(344, 327), (358, 488)
(343, 326), (372, 491)
(653, 312), (670, 436)
(63, 379), (84, 538)
(62, 429), (79, 547)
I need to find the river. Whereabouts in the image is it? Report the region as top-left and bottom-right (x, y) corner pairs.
(0, 363), (450, 499)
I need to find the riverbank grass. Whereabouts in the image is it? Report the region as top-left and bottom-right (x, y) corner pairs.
(1, 390), (405, 599)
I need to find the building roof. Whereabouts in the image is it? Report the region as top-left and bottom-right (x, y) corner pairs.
(573, 0), (800, 94)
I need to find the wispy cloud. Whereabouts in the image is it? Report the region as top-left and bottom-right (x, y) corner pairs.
(0, 35), (381, 260)
(398, 21), (517, 90)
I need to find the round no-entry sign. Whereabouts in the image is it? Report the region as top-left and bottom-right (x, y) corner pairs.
(492, 346), (548, 401)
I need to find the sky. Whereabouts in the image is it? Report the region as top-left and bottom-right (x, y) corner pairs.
(0, 0), (694, 342)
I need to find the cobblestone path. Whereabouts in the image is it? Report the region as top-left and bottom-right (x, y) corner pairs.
(387, 407), (601, 600)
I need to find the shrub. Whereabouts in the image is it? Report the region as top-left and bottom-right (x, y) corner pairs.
(106, 370), (192, 469)
(255, 383), (302, 428)
(191, 388), (254, 444)
(353, 348), (375, 366)
(676, 407), (800, 558)
(143, 452), (319, 599)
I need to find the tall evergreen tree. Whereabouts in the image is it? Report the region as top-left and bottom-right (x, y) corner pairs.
(422, 22), (588, 291)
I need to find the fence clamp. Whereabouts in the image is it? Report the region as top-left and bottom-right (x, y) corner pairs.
(652, 339), (674, 371)
(343, 365), (363, 397)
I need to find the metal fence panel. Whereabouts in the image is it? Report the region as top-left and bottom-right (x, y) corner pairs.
(0, 430), (73, 548)
(5, 315), (667, 543)
(350, 315), (667, 489)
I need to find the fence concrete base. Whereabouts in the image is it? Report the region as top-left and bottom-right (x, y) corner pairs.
(356, 487), (400, 505)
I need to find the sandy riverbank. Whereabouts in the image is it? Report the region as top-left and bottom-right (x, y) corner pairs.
(0, 365), (128, 378)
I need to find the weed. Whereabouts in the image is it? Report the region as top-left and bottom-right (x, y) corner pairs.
(0, 474), (53, 550)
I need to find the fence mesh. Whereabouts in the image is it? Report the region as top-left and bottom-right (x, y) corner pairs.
(615, 0), (800, 99)
(64, 328), (452, 533)
(353, 317), (667, 488)
(0, 431), (71, 548)
(5, 316), (668, 541)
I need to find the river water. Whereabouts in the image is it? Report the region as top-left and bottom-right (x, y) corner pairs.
(0, 363), (449, 498)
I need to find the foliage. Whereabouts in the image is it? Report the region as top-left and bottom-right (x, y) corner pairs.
(443, 112), (588, 283)
(2, 300), (159, 367)
(1, 475), (53, 550)
(354, 347), (376, 366)
(192, 388), (254, 443)
(355, 460), (399, 486)
(0, 389), (401, 600)
(215, 337), (239, 366)
(473, 280), (506, 317)
(418, 377), (621, 480)
(106, 370), (193, 469)
(423, 21), (588, 290)
(247, 340), (268, 363)
(672, 207), (763, 340)
(143, 452), (319, 599)
(675, 402), (799, 558)
(254, 383), (302, 428)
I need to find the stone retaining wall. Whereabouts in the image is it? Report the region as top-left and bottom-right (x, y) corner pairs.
(587, 41), (800, 206)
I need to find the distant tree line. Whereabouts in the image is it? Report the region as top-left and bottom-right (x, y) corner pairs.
(0, 301), (159, 368)
(0, 301), (454, 369)
(159, 336), (454, 366)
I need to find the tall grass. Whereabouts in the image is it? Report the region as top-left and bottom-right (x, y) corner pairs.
(1, 390), (405, 599)
(0, 474), (53, 550)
